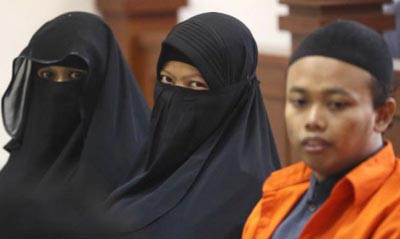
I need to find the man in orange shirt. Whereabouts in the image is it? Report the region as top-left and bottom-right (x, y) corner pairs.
(242, 20), (400, 239)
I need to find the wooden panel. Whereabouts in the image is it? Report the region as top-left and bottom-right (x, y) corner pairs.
(257, 54), (293, 166)
(388, 72), (400, 155)
(279, 0), (395, 53)
(279, 14), (394, 34)
(134, 32), (167, 104)
(97, 0), (187, 15)
(257, 55), (288, 100)
(280, 0), (391, 7)
(97, 0), (187, 106)
(386, 116), (400, 155)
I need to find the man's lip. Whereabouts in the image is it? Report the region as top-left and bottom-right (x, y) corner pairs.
(301, 137), (331, 154)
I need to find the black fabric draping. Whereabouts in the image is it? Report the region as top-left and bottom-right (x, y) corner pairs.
(107, 12), (281, 239)
(0, 12), (150, 237)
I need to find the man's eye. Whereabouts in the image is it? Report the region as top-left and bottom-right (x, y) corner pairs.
(289, 98), (307, 107)
(38, 70), (54, 80)
(160, 75), (173, 84)
(70, 71), (85, 80)
(327, 101), (348, 110)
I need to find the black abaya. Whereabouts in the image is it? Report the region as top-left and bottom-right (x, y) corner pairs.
(107, 12), (281, 239)
(0, 12), (150, 237)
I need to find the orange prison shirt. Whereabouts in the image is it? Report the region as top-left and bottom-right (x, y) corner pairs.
(242, 141), (400, 239)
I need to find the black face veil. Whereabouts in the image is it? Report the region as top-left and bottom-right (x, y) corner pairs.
(0, 12), (150, 237)
(107, 12), (281, 238)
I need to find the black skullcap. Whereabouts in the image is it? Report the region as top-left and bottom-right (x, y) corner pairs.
(289, 20), (393, 94)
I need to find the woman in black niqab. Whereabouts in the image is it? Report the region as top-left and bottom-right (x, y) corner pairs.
(107, 12), (281, 239)
(0, 12), (149, 237)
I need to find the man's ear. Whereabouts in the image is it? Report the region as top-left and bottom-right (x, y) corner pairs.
(374, 97), (397, 133)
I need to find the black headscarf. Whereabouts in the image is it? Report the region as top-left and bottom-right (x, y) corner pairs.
(107, 12), (281, 239)
(0, 12), (150, 237)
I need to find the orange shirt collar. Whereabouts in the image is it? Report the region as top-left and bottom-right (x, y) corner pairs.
(262, 162), (311, 194)
(337, 141), (396, 206)
(263, 141), (396, 204)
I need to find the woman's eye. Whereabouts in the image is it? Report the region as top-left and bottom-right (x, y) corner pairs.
(189, 81), (208, 90)
(38, 70), (54, 80)
(160, 75), (173, 84)
(70, 71), (85, 80)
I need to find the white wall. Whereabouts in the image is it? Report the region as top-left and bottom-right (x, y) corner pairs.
(179, 0), (291, 55)
(0, 0), (99, 168)
(0, 0), (290, 168)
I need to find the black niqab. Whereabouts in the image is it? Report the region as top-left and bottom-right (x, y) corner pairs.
(107, 12), (281, 239)
(0, 12), (150, 237)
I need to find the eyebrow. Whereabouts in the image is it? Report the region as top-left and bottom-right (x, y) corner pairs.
(183, 74), (204, 81)
(160, 69), (175, 78)
(39, 66), (87, 71)
(161, 69), (204, 80)
(289, 87), (306, 94)
(289, 86), (352, 97)
(322, 88), (352, 97)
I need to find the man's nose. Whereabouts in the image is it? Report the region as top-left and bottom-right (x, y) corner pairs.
(305, 105), (326, 131)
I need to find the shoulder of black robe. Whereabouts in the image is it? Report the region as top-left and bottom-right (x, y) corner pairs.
(107, 12), (281, 238)
(0, 11), (150, 237)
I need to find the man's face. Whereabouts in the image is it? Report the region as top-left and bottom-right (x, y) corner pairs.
(285, 56), (383, 181)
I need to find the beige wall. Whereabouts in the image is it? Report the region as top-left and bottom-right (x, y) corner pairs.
(179, 0), (290, 54)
